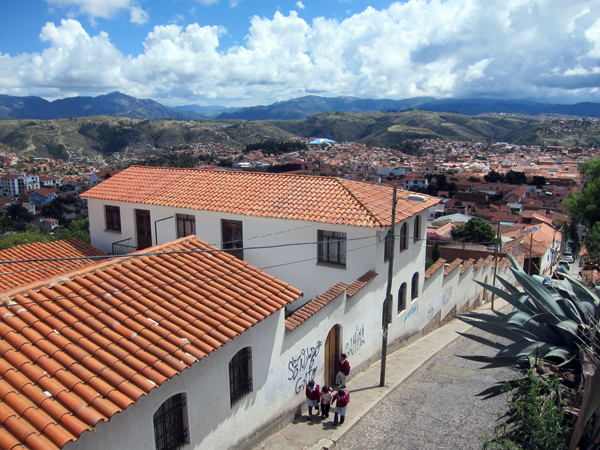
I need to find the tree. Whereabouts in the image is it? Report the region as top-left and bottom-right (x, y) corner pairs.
(484, 170), (506, 183)
(450, 217), (495, 243)
(468, 176), (481, 182)
(56, 218), (90, 243)
(583, 222), (600, 266)
(431, 240), (441, 262)
(530, 176), (547, 188)
(41, 198), (66, 222)
(506, 170), (528, 184)
(2, 203), (34, 231)
(563, 157), (600, 229)
(0, 225), (52, 250)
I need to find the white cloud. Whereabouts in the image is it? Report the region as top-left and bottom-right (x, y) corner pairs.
(45, 0), (149, 24)
(3, 0), (600, 105)
(295, 1), (305, 10)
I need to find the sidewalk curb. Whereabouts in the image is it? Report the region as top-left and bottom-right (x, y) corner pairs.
(313, 299), (511, 449)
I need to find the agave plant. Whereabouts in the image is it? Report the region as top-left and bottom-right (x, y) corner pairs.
(456, 255), (600, 450)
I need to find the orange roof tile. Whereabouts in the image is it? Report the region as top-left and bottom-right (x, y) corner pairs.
(0, 236), (301, 449)
(285, 271), (377, 332)
(0, 239), (105, 293)
(81, 166), (439, 228)
(425, 258), (446, 279)
(444, 258), (463, 276)
(460, 258), (476, 274)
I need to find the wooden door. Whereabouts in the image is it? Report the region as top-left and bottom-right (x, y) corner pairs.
(136, 209), (152, 250)
(324, 325), (340, 387)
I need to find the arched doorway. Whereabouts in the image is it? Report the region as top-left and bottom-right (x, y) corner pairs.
(324, 325), (341, 387)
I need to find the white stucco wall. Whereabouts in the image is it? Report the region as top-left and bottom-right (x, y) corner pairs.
(87, 199), (418, 304)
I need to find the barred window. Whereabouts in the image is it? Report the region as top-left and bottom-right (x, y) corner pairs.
(153, 393), (188, 450)
(414, 215), (421, 242)
(105, 205), (121, 231)
(177, 214), (196, 238)
(411, 272), (419, 300)
(222, 219), (243, 260)
(398, 282), (407, 313)
(399, 222), (408, 251)
(230, 347), (252, 407)
(317, 230), (347, 266)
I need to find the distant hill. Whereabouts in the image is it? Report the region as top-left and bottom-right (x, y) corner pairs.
(217, 96), (600, 120)
(271, 110), (541, 146)
(0, 92), (200, 120)
(170, 104), (241, 118)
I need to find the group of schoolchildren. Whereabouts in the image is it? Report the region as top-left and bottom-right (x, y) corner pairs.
(305, 353), (351, 426)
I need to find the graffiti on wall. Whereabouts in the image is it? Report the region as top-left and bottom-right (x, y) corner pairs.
(288, 340), (322, 394)
(443, 288), (453, 305)
(404, 304), (419, 324)
(426, 306), (435, 321)
(344, 325), (365, 357)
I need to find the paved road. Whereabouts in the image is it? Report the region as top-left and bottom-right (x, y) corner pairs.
(336, 329), (515, 450)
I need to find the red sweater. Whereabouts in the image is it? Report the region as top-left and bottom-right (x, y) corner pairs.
(333, 390), (350, 408)
(305, 383), (320, 401)
(338, 359), (350, 375)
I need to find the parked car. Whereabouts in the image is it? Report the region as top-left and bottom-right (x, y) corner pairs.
(561, 256), (574, 264)
(558, 261), (571, 271)
(564, 247), (572, 255)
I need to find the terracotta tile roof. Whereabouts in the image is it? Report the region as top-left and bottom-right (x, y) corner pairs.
(346, 271), (378, 297)
(444, 258), (463, 276)
(473, 257), (485, 271)
(0, 238), (105, 293)
(0, 236), (301, 450)
(483, 255), (494, 267)
(81, 166), (439, 228)
(285, 271), (377, 332)
(425, 258), (446, 279)
(502, 223), (560, 258)
(460, 258), (476, 274)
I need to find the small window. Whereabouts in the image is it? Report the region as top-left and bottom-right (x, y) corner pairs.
(411, 272), (419, 300)
(399, 222), (408, 252)
(398, 282), (407, 313)
(153, 393), (188, 450)
(222, 219), (243, 260)
(384, 229), (392, 262)
(414, 215), (421, 242)
(177, 214), (196, 238)
(105, 205), (121, 231)
(318, 230), (347, 266)
(230, 347), (252, 407)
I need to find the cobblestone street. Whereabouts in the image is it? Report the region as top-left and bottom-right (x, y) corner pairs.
(336, 329), (514, 450)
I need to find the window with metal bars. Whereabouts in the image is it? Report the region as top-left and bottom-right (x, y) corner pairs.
(411, 272), (419, 300)
(153, 393), (188, 450)
(414, 215), (421, 242)
(399, 222), (408, 252)
(398, 282), (407, 313)
(317, 230), (347, 266)
(177, 214), (196, 238)
(105, 205), (121, 231)
(222, 219), (244, 260)
(229, 347), (252, 407)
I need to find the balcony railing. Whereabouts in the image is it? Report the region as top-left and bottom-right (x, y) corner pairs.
(112, 238), (137, 255)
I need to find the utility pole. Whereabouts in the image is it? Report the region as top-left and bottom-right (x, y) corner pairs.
(491, 220), (501, 310)
(528, 232), (533, 275)
(380, 184), (397, 387)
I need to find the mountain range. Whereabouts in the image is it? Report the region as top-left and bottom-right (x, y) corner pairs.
(1, 91), (600, 121)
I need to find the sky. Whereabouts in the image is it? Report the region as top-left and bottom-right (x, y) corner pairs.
(0, 0), (599, 107)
